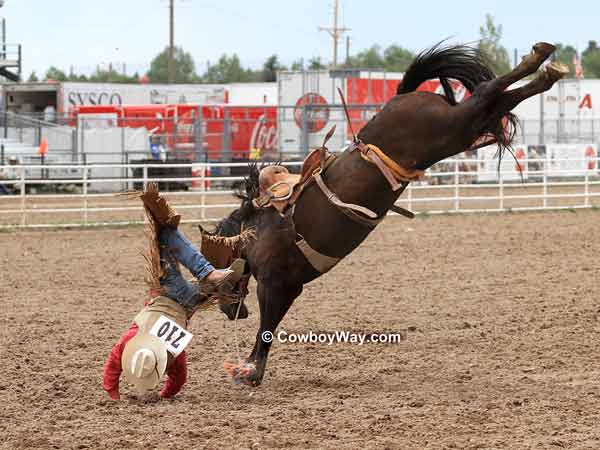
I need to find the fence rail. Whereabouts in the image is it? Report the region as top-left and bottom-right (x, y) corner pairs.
(2, 159), (600, 229)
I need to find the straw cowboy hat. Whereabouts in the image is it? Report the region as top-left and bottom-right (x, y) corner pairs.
(121, 334), (168, 392)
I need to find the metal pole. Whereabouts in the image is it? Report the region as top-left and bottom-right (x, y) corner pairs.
(17, 45), (21, 81)
(332, 0), (338, 68)
(584, 167), (589, 207)
(1, 18), (5, 60)
(168, 0), (175, 83)
(453, 159), (459, 211)
(543, 155), (547, 209)
(81, 118), (85, 157)
(345, 35), (350, 65)
(222, 108), (231, 162)
(539, 92), (545, 144)
(143, 165), (148, 190)
(20, 167), (26, 226)
(83, 168), (88, 226)
(121, 126), (126, 191)
(499, 170), (504, 210)
(200, 163), (206, 221)
(301, 106), (309, 155)
(194, 112), (203, 162)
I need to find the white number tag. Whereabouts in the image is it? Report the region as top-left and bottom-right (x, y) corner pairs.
(149, 315), (193, 357)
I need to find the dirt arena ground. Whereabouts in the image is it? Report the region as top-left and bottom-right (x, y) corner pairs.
(2, 210), (600, 450)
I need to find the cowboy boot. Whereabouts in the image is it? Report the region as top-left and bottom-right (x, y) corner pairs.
(200, 259), (246, 303)
(140, 182), (181, 229)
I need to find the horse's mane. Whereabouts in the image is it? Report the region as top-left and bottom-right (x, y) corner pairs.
(212, 162), (261, 237)
(397, 41), (518, 159)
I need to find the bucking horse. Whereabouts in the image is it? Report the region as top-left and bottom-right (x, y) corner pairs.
(200, 42), (567, 387)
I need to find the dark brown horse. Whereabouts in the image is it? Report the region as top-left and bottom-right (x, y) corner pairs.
(215, 42), (567, 386)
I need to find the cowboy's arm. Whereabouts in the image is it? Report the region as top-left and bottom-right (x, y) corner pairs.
(160, 350), (188, 398)
(102, 324), (139, 400)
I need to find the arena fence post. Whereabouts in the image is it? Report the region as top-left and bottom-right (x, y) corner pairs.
(143, 165), (148, 190)
(200, 163), (206, 221)
(543, 156), (548, 209)
(453, 159), (459, 211)
(83, 168), (88, 226)
(19, 166), (26, 226)
(584, 166), (590, 207)
(499, 170), (504, 211)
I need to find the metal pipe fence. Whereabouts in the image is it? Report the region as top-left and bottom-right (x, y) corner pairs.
(2, 110), (599, 167)
(2, 158), (600, 229)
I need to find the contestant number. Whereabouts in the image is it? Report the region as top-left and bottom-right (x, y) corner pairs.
(149, 316), (193, 357)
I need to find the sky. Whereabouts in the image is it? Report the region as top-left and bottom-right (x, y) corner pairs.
(2, 0), (599, 78)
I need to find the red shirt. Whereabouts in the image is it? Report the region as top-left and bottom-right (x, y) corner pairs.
(102, 323), (187, 400)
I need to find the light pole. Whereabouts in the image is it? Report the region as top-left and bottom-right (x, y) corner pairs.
(168, 0), (175, 83)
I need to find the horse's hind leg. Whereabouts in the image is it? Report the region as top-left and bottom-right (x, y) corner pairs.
(478, 42), (556, 97)
(493, 62), (569, 113)
(454, 42), (561, 135)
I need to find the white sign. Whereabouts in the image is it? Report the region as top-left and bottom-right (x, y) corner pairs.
(477, 144), (528, 182)
(546, 143), (598, 177)
(149, 315), (193, 357)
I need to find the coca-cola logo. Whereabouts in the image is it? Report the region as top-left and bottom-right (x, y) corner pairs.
(294, 93), (329, 133)
(67, 91), (123, 107)
(250, 114), (277, 151)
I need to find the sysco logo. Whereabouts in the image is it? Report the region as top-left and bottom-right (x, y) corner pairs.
(68, 91), (123, 106)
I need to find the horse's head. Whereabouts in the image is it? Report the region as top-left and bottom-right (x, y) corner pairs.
(204, 164), (262, 321)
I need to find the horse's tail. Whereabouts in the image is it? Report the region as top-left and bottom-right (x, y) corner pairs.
(397, 42), (518, 156)
(397, 42), (495, 103)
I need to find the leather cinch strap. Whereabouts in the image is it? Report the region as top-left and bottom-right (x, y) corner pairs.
(313, 170), (382, 229)
(314, 171), (378, 219)
(358, 143), (424, 190)
(336, 86), (424, 191)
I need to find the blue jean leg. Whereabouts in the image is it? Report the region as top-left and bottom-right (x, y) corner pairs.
(158, 228), (216, 310)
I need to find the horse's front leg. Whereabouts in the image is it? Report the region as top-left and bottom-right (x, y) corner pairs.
(226, 280), (302, 387)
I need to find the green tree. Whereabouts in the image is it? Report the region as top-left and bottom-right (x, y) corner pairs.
(87, 66), (139, 83)
(147, 46), (197, 83)
(261, 54), (286, 82)
(201, 54), (258, 83)
(290, 59), (304, 71)
(582, 40), (600, 78)
(478, 14), (511, 75)
(45, 66), (68, 81)
(346, 45), (385, 69)
(553, 43), (577, 78)
(383, 45), (415, 72)
(308, 57), (326, 70)
(27, 71), (39, 82)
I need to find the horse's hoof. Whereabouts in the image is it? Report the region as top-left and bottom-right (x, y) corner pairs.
(532, 42), (556, 59)
(545, 62), (569, 81)
(223, 361), (259, 386)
